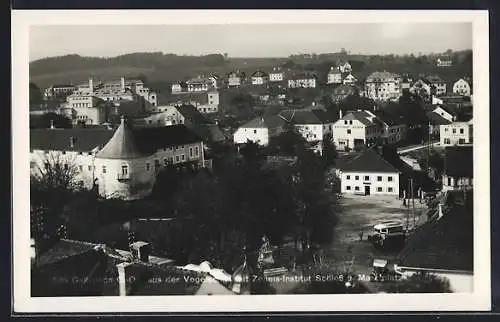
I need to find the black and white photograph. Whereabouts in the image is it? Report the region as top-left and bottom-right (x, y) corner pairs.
(12, 10), (490, 313)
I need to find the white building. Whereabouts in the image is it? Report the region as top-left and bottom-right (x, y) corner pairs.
(327, 67), (342, 84)
(410, 78), (433, 98)
(364, 71), (402, 101)
(227, 71), (243, 88)
(288, 73), (317, 88)
(432, 106), (457, 123)
(233, 115), (286, 146)
(332, 110), (383, 151)
(452, 78), (471, 96)
(425, 75), (447, 96)
(186, 77), (213, 92)
(338, 62), (352, 73)
(338, 148), (401, 196)
(43, 84), (76, 99)
(30, 117), (206, 200)
(342, 73), (357, 85)
(440, 119), (473, 146)
(250, 70), (269, 85)
(168, 91), (219, 114)
(269, 67), (285, 82)
(436, 57), (453, 67)
(171, 83), (183, 93)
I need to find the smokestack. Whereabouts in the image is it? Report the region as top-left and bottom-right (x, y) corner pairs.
(121, 77), (125, 91)
(89, 78), (94, 92)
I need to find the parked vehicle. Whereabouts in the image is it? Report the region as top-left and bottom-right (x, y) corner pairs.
(367, 221), (406, 250)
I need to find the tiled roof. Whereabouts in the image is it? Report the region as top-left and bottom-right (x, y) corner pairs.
(30, 128), (115, 152)
(240, 115), (286, 129)
(425, 75), (446, 84)
(176, 104), (212, 125)
(366, 71), (401, 82)
(426, 111), (452, 125)
(340, 147), (400, 173)
(96, 118), (147, 159)
(251, 70), (268, 77)
(397, 193), (473, 271)
(289, 72), (318, 80)
(373, 110), (406, 126)
(279, 109), (336, 125)
(168, 92), (210, 105)
(444, 146), (473, 177)
(131, 125), (203, 154)
(341, 110), (376, 126)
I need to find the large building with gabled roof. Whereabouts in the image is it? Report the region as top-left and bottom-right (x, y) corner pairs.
(233, 114), (286, 146)
(338, 147), (401, 196)
(30, 117), (206, 200)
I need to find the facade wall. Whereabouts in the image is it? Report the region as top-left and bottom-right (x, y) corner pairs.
(453, 80), (471, 96)
(228, 77), (241, 87)
(365, 80), (402, 101)
(188, 83), (209, 92)
(141, 108), (185, 127)
(208, 92), (219, 106)
(384, 124), (407, 144)
(30, 149), (97, 190)
(433, 83), (447, 96)
(440, 123), (473, 146)
(233, 127), (269, 146)
(327, 73), (342, 84)
(73, 107), (106, 125)
(333, 119), (380, 150)
(171, 84), (182, 93)
(340, 171), (400, 196)
(295, 124), (324, 142)
(442, 175), (473, 192)
(197, 104), (218, 114)
(288, 78), (316, 88)
(251, 77), (267, 85)
(269, 73), (284, 82)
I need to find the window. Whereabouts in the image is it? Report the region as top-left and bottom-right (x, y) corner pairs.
(377, 187), (383, 192)
(452, 128), (456, 134)
(164, 158), (169, 166)
(195, 147), (199, 156)
(175, 155), (180, 162)
(64, 164), (69, 170)
(444, 138), (451, 144)
(344, 120), (348, 125)
(459, 128), (464, 134)
(170, 157), (174, 163)
(349, 120), (353, 125)
(78, 165), (83, 171)
(155, 159), (160, 167)
(88, 165), (92, 171)
(377, 176), (382, 181)
(355, 186), (360, 191)
(347, 129), (351, 134)
(102, 166), (106, 174)
(459, 138), (466, 144)
(146, 163), (150, 171)
(388, 176), (393, 182)
(364, 176), (370, 181)
(346, 186), (351, 191)
(189, 148), (193, 157)
(253, 129), (257, 134)
(62, 151), (66, 155)
(355, 175), (359, 180)
(346, 175), (350, 180)
(121, 165), (128, 175)
(388, 187), (393, 193)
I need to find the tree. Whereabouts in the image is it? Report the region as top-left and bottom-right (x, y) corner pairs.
(322, 133), (338, 167)
(29, 82), (43, 105)
(387, 272), (452, 293)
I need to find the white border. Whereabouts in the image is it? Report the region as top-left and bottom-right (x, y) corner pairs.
(12, 10), (490, 313)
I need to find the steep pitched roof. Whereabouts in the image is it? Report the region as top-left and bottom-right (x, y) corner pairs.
(340, 148), (400, 173)
(425, 75), (446, 84)
(240, 115), (286, 129)
(96, 118), (147, 159)
(176, 104), (212, 125)
(30, 128), (115, 152)
(426, 111), (452, 125)
(342, 110), (376, 126)
(397, 193), (473, 271)
(279, 109), (335, 125)
(444, 146), (473, 177)
(373, 110), (406, 126)
(366, 71), (401, 82)
(251, 70), (268, 77)
(132, 125), (204, 153)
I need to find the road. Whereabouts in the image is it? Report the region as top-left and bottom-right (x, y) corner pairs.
(397, 141), (440, 154)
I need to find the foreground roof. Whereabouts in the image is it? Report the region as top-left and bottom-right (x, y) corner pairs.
(444, 146), (473, 177)
(398, 191), (473, 271)
(240, 115), (286, 129)
(340, 147), (400, 173)
(30, 128), (115, 152)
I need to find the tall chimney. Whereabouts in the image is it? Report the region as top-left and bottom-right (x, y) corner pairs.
(339, 109), (343, 119)
(50, 119), (55, 129)
(117, 262), (132, 296)
(89, 77), (94, 92)
(121, 77), (125, 91)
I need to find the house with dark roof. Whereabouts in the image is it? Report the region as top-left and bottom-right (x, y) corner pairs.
(31, 238), (240, 296)
(186, 76), (214, 93)
(442, 146), (473, 192)
(227, 70), (244, 88)
(332, 109), (384, 151)
(395, 190), (473, 292)
(233, 114), (286, 146)
(364, 71), (402, 101)
(338, 147), (401, 196)
(166, 90), (219, 114)
(30, 117), (206, 200)
(287, 72), (318, 88)
(251, 70), (269, 85)
(426, 110), (452, 138)
(373, 110), (408, 145)
(410, 78), (433, 99)
(425, 75), (447, 96)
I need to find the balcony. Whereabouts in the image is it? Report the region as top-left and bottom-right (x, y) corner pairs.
(117, 173), (131, 182)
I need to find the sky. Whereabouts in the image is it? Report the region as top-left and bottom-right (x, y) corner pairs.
(29, 23), (472, 61)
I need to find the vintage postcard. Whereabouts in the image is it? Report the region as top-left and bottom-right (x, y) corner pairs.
(12, 10), (490, 313)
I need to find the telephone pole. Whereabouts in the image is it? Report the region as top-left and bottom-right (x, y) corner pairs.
(411, 178), (416, 229)
(406, 179), (411, 232)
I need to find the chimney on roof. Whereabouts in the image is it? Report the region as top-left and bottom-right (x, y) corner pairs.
(88, 77), (94, 92)
(50, 119), (55, 129)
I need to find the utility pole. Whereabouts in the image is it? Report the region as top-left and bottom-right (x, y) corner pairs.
(411, 178), (416, 229)
(406, 179), (411, 232)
